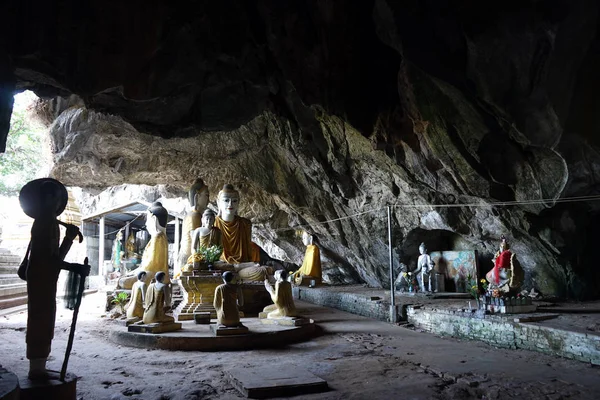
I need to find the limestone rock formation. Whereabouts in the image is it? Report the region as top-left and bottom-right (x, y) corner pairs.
(2, 1), (600, 297)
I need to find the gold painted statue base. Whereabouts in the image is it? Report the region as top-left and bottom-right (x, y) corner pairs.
(128, 322), (182, 334)
(210, 324), (249, 336)
(260, 316), (312, 327)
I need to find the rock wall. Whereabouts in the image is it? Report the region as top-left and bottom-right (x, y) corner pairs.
(2, 1), (600, 297)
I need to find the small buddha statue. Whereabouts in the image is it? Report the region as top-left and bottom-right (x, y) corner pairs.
(176, 178), (209, 277)
(291, 232), (322, 285)
(18, 178), (91, 379)
(190, 209), (223, 253)
(414, 242), (435, 292)
(213, 184), (260, 264)
(213, 271), (244, 327)
(485, 235), (524, 294)
(125, 271), (147, 320)
(142, 272), (175, 324)
(111, 229), (123, 272)
(126, 232), (136, 258)
(263, 270), (297, 318)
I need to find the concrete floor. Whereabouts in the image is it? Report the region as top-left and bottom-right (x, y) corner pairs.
(1, 292), (599, 399)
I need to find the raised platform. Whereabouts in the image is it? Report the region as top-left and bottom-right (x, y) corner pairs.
(110, 317), (317, 351)
(127, 321), (182, 333)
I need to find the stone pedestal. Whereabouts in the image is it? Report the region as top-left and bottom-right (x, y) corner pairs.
(18, 373), (77, 400)
(173, 274), (222, 321)
(260, 317), (312, 327)
(128, 322), (182, 334)
(228, 365), (328, 398)
(210, 324), (249, 336)
(0, 366), (19, 400)
(194, 312), (211, 324)
(174, 275), (272, 321)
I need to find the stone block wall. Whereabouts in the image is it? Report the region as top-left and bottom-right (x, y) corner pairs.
(407, 307), (600, 365)
(293, 286), (391, 321)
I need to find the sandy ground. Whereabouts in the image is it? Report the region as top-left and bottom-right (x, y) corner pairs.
(1, 293), (600, 400)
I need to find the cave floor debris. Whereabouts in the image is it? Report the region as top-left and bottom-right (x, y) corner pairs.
(1, 292), (600, 399)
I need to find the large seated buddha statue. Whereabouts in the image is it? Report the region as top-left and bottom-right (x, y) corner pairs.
(213, 184), (260, 264)
(485, 235), (524, 294)
(176, 178), (209, 277)
(291, 231), (322, 285)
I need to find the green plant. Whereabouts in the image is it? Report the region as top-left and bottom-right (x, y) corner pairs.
(467, 274), (479, 299)
(112, 292), (129, 313)
(198, 245), (223, 264)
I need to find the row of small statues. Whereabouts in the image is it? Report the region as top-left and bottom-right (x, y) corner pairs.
(126, 269), (297, 327)
(408, 236), (523, 295)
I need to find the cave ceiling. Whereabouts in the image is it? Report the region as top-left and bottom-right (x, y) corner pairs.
(2, 0), (600, 298)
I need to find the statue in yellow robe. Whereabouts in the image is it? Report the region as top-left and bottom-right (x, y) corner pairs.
(125, 271), (147, 320)
(263, 270), (297, 318)
(213, 271), (244, 327)
(291, 232), (322, 285)
(213, 184), (260, 264)
(143, 272), (174, 324)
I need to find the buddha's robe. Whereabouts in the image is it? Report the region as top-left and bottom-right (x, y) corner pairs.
(198, 227), (223, 250)
(177, 211), (202, 272)
(140, 231), (170, 285)
(292, 244), (322, 281)
(125, 281), (146, 319)
(235, 264), (271, 281)
(263, 280), (297, 318)
(213, 283), (242, 327)
(143, 283), (174, 324)
(215, 216), (259, 264)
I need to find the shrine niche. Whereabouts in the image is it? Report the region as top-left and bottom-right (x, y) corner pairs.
(430, 250), (479, 293)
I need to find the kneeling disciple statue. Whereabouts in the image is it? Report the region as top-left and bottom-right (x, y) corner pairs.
(143, 272), (175, 325)
(263, 270), (297, 319)
(125, 271), (147, 321)
(213, 271), (244, 327)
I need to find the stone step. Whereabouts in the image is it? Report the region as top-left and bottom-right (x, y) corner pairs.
(0, 283), (27, 298)
(0, 265), (19, 274)
(0, 275), (22, 285)
(0, 294), (27, 310)
(0, 254), (21, 265)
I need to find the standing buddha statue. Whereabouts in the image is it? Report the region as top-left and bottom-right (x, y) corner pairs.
(176, 178), (209, 277)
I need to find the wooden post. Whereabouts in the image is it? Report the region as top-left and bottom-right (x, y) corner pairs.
(98, 216), (105, 277)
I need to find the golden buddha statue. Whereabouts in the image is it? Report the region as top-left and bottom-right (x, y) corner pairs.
(213, 271), (244, 327)
(176, 178), (209, 277)
(263, 270), (297, 318)
(291, 232), (322, 285)
(143, 272), (174, 324)
(191, 209), (223, 253)
(213, 184), (260, 264)
(139, 202), (170, 284)
(126, 232), (136, 258)
(125, 271), (147, 320)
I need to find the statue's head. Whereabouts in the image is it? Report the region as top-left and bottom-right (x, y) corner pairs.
(148, 202), (168, 228)
(155, 271), (166, 283)
(137, 271), (147, 281)
(217, 184), (240, 221)
(202, 209), (217, 229)
(301, 231), (313, 246)
(19, 178), (68, 219)
(499, 235), (510, 252)
(222, 271), (234, 284)
(419, 243), (427, 255)
(188, 178), (209, 212)
(275, 269), (288, 281)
